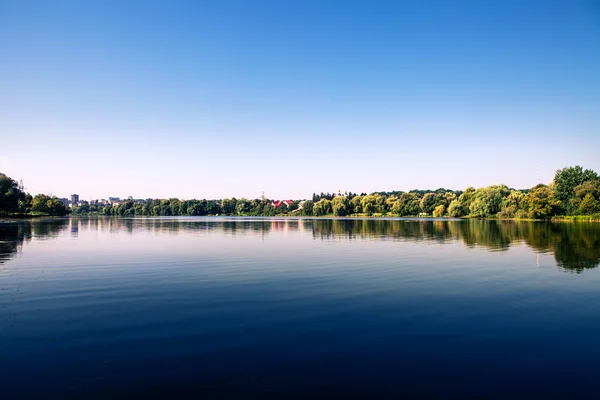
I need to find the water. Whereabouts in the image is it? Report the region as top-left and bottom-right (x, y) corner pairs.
(1, 217), (600, 398)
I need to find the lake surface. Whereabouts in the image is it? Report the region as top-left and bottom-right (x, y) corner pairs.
(1, 217), (600, 398)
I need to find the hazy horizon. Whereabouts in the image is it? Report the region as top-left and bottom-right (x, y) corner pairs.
(2, 0), (599, 200)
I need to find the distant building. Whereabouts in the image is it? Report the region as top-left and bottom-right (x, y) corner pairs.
(70, 194), (79, 205)
(271, 200), (295, 208)
(108, 197), (120, 204)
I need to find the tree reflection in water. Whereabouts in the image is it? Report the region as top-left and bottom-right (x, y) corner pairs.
(0, 219), (67, 265)
(1, 218), (599, 273)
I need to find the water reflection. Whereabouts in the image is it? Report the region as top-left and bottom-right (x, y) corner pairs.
(1, 218), (599, 273)
(0, 219), (68, 265)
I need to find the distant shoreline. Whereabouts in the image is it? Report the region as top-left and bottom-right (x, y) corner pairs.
(3, 214), (597, 223)
(3, 166), (600, 221)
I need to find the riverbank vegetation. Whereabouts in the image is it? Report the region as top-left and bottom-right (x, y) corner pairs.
(92, 165), (599, 220)
(0, 173), (68, 217)
(2, 165), (599, 220)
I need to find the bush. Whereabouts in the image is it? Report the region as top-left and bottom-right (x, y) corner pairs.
(497, 205), (516, 219)
(433, 204), (445, 218)
(515, 210), (529, 219)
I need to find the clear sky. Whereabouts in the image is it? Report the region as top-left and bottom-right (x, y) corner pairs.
(1, 0), (599, 200)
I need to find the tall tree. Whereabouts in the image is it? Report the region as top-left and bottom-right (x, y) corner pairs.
(30, 194), (68, 216)
(433, 204), (445, 217)
(331, 196), (350, 216)
(0, 173), (25, 215)
(221, 198), (237, 215)
(313, 199), (332, 216)
(302, 200), (314, 216)
(419, 193), (438, 215)
(579, 194), (600, 215)
(447, 199), (465, 217)
(526, 184), (560, 219)
(554, 166), (599, 214)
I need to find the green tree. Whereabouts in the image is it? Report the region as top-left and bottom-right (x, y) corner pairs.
(387, 196), (401, 215)
(18, 193), (33, 214)
(30, 194), (68, 216)
(468, 185), (511, 217)
(48, 198), (68, 216)
(554, 166), (599, 214)
(579, 193), (600, 214)
(331, 196), (350, 216)
(287, 201), (300, 212)
(71, 202), (91, 215)
(457, 187), (476, 215)
(433, 204), (445, 218)
(496, 190), (525, 218)
(361, 195), (377, 216)
(313, 199), (332, 216)
(302, 200), (314, 216)
(385, 196), (399, 214)
(187, 200), (207, 216)
(397, 193), (421, 216)
(205, 200), (220, 215)
(374, 194), (386, 213)
(350, 196), (362, 214)
(0, 173), (25, 215)
(573, 180), (600, 199)
(249, 199), (263, 215)
(419, 193), (438, 215)
(221, 198), (236, 215)
(447, 199), (464, 217)
(570, 180), (600, 214)
(526, 184), (560, 219)
(235, 198), (251, 215)
(261, 202), (276, 216)
(170, 199), (181, 216)
(443, 192), (457, 207)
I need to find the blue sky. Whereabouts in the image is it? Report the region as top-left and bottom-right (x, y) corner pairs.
(1, 0), (599, 200)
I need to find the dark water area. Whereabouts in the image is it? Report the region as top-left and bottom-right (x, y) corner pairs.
(1, 217), (600, 398)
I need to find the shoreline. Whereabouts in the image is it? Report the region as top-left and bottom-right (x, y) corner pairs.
(3, 215), (597, 223)
(2, 212), (598, 223)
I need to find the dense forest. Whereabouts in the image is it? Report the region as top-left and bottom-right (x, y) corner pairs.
(1, 165), (599, 219)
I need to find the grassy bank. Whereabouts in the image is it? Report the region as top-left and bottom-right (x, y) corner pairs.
(551, 214), (600, 222)
(0, 212), (69, 219)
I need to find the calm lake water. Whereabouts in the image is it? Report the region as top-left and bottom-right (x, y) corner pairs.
(1, 217), (600, 398)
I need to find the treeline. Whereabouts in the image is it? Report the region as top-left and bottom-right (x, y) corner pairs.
(309, 166), (598, 219)
(78, 198), (302, 217)
(312, 192), (366, 202)
(0, 173), (68, 217)
(3, 165), (599, 219)
(315, 166), (599, 218)
(78, 165), (598, 219)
